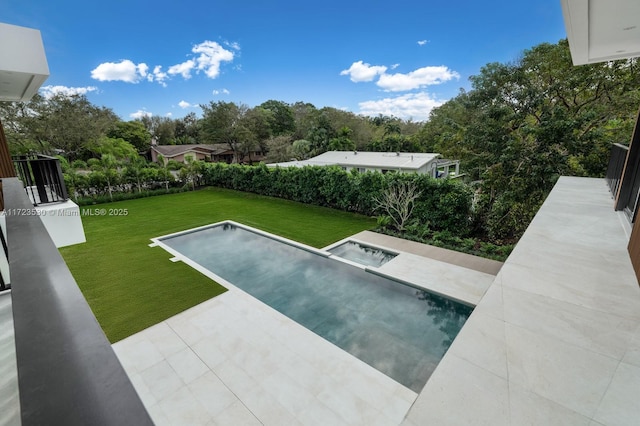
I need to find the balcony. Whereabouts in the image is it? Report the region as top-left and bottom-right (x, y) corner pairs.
(6, 154), (85, 248)
(0, 177), (154, 425)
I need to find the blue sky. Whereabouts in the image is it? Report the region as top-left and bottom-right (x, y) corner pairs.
(3, 0), (567, 121)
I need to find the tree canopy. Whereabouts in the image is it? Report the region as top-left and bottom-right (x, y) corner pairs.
(415, 39), (640, 239)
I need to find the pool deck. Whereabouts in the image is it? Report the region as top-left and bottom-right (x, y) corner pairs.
(112, 176), (640, 425)
(343, 231), (501, 306)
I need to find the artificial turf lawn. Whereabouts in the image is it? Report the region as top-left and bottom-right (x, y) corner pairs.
(59, 187), (376, 342)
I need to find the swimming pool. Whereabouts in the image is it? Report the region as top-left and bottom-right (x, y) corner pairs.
(156, 221), (472, 392)
(328, 240), (398, 267)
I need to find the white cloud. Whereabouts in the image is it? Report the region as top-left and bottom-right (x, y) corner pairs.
(130, 109), (152, 119)
(40, 85), (98, 99)
(340, 61), (387, 83)
(137, 63), (149, 78)
(178, 100), (192, 108)
(91, 39), (238, 86)
(168, 59), (196, 79)
(192, 41), (235, 79)
(376, 66), (459, 91)
(91, 60), (147, 83)
(358, 92), (444, 121)
(417, 40), (429, 46)
(212, 88), (230, 95)
(224, 41), (241, 51)
(149, 66), (168, 87)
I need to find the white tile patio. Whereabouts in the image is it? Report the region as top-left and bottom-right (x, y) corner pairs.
(113, 289), (416, 426)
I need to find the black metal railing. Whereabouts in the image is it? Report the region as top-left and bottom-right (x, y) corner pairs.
(12, 154), (68, 205)
(2, 177), (153, 425)
(606, 143), (629, 197)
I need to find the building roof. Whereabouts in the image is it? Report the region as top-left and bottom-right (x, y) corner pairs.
(267, 151), (440, 170)
(151, 144), (231, 158)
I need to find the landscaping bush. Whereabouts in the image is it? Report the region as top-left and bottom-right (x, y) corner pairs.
(202, 162), (473, 235)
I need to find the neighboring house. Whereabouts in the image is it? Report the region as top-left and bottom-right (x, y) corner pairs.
(267, 151), (460, 178)
(150, 143), (265, 165)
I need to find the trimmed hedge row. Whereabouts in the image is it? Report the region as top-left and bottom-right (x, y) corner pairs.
(202, 163), (473, 234)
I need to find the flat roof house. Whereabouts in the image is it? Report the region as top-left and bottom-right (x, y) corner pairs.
(268, 151), (459, 178)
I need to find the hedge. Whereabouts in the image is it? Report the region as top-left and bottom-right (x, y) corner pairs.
(202, 163), (473, 234)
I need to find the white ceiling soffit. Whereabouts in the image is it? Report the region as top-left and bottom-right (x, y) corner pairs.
(561, 0), (640, 65)
(0, 22), (50, 102)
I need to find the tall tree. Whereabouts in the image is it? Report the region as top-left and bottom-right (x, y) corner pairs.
(259, 100), (296, 136)
(0, 93), (119, 159)
(200, 101), (251, 162)
(108, 121), (152, 152)
(415, 39), (640, 240)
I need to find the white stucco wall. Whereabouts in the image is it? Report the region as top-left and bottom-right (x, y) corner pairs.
(35, 201), (86, 248)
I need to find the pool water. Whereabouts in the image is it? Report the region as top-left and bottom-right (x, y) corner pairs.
(328, 241), (397, 267)
(159, 223), (472, 392)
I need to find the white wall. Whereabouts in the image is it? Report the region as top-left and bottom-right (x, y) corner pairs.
(35, 201), (86, 248)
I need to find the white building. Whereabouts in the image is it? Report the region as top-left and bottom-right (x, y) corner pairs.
(267, 151), (460, 178)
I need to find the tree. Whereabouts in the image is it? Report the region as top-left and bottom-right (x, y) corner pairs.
(373, 181), (422, 231)
(139, 116), (176, 145)
(0, 93), (119, 159)
(89, 136), (138, 160)
(243, 107), (273, 161)
(155, 154), (174, 191)
(124, 156), (150, 193)
(415, 39), (640, 240)
(90, 153), (119, 200)
(59, 156), (86, 202)
(200, 101), (250, 162)
(174, 112), (200, 144)
(108, 121), (152, 152)
(259, 100), (296, 136)
(329, 127), (355, 150)
(265, 135), (295, 162)
(180, 158), (204, 190)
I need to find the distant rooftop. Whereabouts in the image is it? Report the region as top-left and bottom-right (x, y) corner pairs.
(151, 144), (230, 158)
(268, 151), (440, 170)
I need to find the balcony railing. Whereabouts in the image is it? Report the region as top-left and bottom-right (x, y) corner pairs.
(606, 143), (629, 197)
(2, 177), (153, 425)
(12, 154), (68, 205)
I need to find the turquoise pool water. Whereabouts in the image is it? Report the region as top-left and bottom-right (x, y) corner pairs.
(328, 241), (397, 267)
(159, 223), (472, 392)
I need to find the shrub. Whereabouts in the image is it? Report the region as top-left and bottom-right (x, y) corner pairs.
(201, 163), (473, 235)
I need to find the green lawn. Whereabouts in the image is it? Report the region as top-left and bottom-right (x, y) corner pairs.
(60, 187), (376, 342)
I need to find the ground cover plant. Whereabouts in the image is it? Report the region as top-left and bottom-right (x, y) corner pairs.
(60, 187), (375, 342)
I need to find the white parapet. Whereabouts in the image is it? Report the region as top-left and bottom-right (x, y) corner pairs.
(35, 201), (86, 248)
